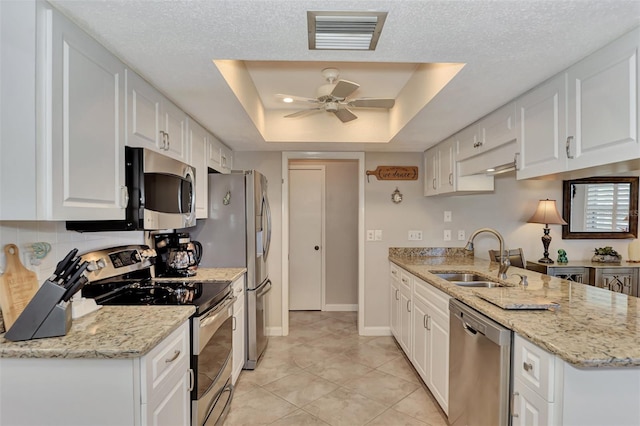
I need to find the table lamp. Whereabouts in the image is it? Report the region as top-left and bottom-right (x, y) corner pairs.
(527, 199), (567, 264)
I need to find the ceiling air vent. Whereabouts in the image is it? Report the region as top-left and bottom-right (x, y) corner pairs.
(307, 11), (387, 51)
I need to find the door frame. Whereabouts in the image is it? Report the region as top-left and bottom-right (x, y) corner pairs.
(282, 152), (365, 336)
(288, 164), (326, 311)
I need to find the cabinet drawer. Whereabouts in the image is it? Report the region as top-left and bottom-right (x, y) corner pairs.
(400, 271), (412, 290)
(413, 277), (450, 317)
(513, 334), (555, 402)
(142, 321), (190, 402)
(390, 263), (401, 281)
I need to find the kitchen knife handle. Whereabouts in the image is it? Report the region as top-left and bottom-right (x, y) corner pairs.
(54, 248), (78, 277)
(64, 261), (89, 289)
(59, 257), (82, 283)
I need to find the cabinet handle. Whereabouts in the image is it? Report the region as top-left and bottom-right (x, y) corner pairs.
(159, 131), (167, 149)
(523, 362), (533, 372)
(120, 186), (129, 208)
(391, 270), (398, 276)
(188, 368), (195, 392)
(432, 178), (436, 190)
(166, 132), (171, 150)
(232, 316), (237, 331)
(448, 172), (453, 185)
(511, 392), (520, 418)
(473, 141), (484, 148)
(401, 278), (409, 284)
(165, 350), (180, 363)
(221, 155), (227, 168)
(395, 289), (399, 301)
(566, 136), (574, 159)
(407, 300), (411, 312)
(513, 152), (520, 171)
(424, 314), (431, 330)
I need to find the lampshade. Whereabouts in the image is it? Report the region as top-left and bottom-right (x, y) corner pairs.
(527, 199), (567, 225)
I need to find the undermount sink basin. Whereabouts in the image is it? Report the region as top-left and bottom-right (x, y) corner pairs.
(431, 272), (503, 288)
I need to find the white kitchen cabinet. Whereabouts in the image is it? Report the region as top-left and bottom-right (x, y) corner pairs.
(389, 264), (401, 338)
(0, 321), (191, 426)
(390, 263), (450, 415)
(457, 102), (517, 162)
(411, 277), (450, 414)
(220, 143), (233, 173)
(232, 275), (246, 384)
(189, 119), (209, 218)
(423, 137), (494, 197)
(126, 69), (188, 163)
(512, 333), (640, 425)
(517, 26), (639, 180)
(207, 134), (233, 174)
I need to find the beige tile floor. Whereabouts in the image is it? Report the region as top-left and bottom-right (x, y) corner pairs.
(224, 311), (449, 426)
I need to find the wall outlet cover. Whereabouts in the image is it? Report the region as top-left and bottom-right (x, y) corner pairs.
(444, 229), (452, 241)
(374, 230), (383, 241)
(444, 211), (452, 222)
(366, 230), (375, 241)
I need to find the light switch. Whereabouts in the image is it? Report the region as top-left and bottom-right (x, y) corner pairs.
(374, 230), (383, 241)
(458, 230), (466, 240)
(444, 229), (452, 241)
(366, 230), (375, 241)
(444, 211), (452, 222)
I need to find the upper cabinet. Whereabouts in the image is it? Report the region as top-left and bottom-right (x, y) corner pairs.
(188, 119), (209, 219)
(456, 102), (517, 162)
(126, 70), (188, 163)
(1, 1), (127, 220)
(207, 135), (233, 174)
(517, 27), (639, 179)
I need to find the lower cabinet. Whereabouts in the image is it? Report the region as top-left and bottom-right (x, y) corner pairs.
(232, 275), (246, 384)
(0, 321), (191, 426)
(389, 262), (451, 415)
(512, 333), (640, 425)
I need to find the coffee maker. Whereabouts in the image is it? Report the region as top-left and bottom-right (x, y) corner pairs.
(153, 232), (203, 277)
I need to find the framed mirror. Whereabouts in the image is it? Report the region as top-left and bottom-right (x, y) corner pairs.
(562, 176), (639, 239)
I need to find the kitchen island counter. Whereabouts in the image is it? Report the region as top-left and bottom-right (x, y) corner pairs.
(390, 253), (640, 368)
(0, 305), (194, 359)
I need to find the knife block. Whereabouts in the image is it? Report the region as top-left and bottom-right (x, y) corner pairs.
(4, 280), (72, 341)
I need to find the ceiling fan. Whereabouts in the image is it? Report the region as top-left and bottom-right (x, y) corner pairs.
(278, 67), (395, 123)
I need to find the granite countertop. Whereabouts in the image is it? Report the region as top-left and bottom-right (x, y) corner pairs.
(153, 267), (246, 283)
(0, 306), (194, 359)
(0, 268), (246, 359)
(389, 252), (640, 368)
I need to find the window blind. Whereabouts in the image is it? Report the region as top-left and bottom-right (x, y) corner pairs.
(584, 183), (631, 232)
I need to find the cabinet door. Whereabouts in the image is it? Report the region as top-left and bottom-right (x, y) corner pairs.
(399, 285), (412, 354)
(427, 310), (449, 414)
(161, 99), (188, 162)
(455, 125), (480, 161)
(232, 277), (246, 384)
(438, 139), (455, 194)
(50, 8), (126, 220)
(595, 268), (637, 296)
(548, 266), (588, 283)
(220, 144), (233, 174)
(189, 120), (209, 219)
(566, 28), (639, 170)
(390, 278), (401, 339)
(410, 295), (430, 383)
(144, 371), (190, 426)
(208, 137), (222, 169)
(512, 378), (553, 426)
(423, 147), (439, 196)
(126, 69), (162, 151)
(479, 102), (517, 152)
(516, 74), (567, 179)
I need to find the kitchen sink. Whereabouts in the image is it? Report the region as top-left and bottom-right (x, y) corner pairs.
(431, 272), (503, 288)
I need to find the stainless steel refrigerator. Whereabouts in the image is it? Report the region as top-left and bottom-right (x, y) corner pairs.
(191, 170), (272, 369)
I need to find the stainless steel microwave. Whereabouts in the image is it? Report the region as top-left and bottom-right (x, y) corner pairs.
(67, 147), (196, 232)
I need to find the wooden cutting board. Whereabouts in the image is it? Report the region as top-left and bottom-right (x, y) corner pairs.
(0, 244), (40, 330)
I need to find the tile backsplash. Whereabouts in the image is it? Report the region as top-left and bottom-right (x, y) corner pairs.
(0, 221), (144, 282)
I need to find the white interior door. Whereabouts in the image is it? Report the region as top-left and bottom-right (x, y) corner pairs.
(289, 165), (325, 311)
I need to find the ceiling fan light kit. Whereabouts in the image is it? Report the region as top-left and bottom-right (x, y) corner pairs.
(279, 67), (396, 123)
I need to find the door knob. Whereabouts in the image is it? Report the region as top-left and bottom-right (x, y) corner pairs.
(314, 246), (320, 250)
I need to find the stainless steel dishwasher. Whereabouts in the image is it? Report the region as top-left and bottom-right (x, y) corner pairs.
(448, 299), (512, 426)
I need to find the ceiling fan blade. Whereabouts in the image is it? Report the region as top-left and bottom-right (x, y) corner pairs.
(276, 94), (320, 104)
(348, 98), (395, 109)
(333, 108), (358, 123)
(284, 108), (323, 118)
(331, 80), (360, 99)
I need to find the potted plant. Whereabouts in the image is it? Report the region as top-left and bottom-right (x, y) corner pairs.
(592, 246), (622, 263)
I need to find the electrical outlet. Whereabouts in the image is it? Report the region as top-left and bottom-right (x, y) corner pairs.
(367, 230), (375, 241)
(444, 229), (452, 241)
(444, 211), (452, 222)
(458, 230), (466, 240)
(408, 230), (423, 241)
(374, 230), (383, 241)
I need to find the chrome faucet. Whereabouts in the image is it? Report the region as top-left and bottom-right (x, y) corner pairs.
(464, 227), (510, 279)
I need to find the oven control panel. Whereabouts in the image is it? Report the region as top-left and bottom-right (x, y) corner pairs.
(81, 245), (155, 283)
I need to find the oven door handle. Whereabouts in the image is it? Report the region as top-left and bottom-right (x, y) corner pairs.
(200, 294), (236, 329)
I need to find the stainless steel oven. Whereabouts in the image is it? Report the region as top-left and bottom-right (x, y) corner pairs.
(192, 293), (235, 426)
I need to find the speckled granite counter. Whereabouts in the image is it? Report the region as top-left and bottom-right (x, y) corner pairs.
(390, 252), (640, 368)
(0, 306), (194, 359)
(153, 267), (246, 283)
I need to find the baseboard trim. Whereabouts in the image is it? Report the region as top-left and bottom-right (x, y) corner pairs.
(360, 326), (392, 336)
(266, 326), (283, 337)
(323, 304), (358, 312)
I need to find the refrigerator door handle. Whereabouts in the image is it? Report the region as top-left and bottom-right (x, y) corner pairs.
(263, 195), (272, 259)
(252, 279), (272, 298)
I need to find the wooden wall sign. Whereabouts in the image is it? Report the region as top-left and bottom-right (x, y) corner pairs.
(366, 166), (418, 181)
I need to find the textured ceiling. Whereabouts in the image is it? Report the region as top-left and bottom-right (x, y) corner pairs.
(49, 0), (640, 152)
